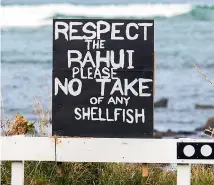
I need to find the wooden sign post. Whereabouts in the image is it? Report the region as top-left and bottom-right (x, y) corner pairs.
(52, 19), (154, 138)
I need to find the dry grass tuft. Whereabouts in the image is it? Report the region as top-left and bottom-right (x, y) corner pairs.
(193, 64), (214, 139)
(4, 114), (35, 136)
(32, 95), (51, 136)
(193, 64), (214, 87)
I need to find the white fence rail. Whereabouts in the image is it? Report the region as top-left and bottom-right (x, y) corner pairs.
(0, 137), (214, 185)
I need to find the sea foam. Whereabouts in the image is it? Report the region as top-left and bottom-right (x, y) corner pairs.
(1, 3), (214, 28)
(1, 4), (193, 28)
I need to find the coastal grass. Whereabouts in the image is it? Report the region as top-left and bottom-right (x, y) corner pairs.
(1, 162), (214, 185)
(1, 113), (214, 185)
(1, 85), (214, 185)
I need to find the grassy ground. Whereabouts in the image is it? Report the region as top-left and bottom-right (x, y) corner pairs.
(1, 162), (214, 185)
(1, 107), (214, 185)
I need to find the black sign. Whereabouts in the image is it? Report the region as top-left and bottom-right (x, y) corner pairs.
(177, 142), (214, 160)
(52, 19), (154, 138)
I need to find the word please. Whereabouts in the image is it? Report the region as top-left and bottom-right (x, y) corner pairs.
(55, 21), (153, 40)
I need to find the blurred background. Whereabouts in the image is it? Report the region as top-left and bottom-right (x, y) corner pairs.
(1, 0), (214, 135)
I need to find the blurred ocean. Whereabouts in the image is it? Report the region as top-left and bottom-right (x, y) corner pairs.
(1, 0), (214, 132)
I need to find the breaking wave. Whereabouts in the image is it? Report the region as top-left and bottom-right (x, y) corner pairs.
(1, 4), (214, 28)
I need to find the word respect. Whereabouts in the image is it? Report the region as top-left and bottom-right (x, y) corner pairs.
(55, 21), (153, 41)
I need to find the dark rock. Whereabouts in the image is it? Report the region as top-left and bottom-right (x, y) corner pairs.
(195, 104), (214, 109)
(154, 129), (175, 138)
(154, 129), (196, 138)
(154, 98), (168, 108)
(153, 130), (164, 138)
(195, 116), (214, 131)
(154, 129), (165, 138)
(195, 127), (204, 131)
(205, 117), (214, 128)
(177, 131), (196, 135)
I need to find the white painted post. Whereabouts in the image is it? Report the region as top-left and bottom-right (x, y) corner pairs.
(177, 164), (191, 185)
(11, 161), (24, 185)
